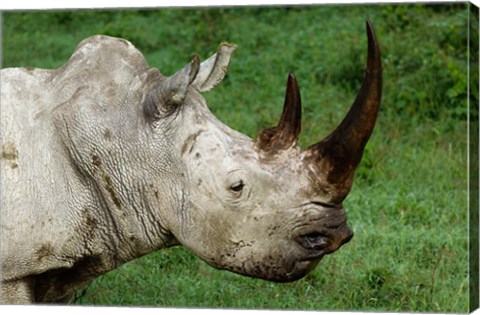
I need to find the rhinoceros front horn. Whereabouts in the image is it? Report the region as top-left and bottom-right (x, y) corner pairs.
(304, 20), (382, 197)
(255, 73), (302, 154)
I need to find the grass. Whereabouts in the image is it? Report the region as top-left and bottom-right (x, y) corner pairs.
(2, 3), (474, 312)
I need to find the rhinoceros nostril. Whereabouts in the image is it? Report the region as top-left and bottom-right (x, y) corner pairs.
(301, 232), (330, 251)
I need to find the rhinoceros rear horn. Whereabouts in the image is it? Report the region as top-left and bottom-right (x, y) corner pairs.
(304, 20), (382, 197)
(255, 73), (302, 155)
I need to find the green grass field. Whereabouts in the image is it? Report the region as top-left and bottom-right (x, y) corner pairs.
(2, 3), (477, 312)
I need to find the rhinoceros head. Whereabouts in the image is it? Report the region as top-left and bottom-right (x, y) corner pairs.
(142, 21), (381, 282)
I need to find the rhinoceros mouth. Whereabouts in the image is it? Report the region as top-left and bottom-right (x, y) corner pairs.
(208, 246), (324, 283)
(270, 256), (324, 283)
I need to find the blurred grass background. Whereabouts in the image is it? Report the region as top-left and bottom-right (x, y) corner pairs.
(2, 3), (476, 312)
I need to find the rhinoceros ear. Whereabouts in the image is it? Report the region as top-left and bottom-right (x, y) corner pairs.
(144, 56), (200, 122)
(192, 43), (237, 92)
(162, 55), (201, 105)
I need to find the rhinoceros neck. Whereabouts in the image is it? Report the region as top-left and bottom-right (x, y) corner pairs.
(44, 35), (186, 265)
(51, 98), (184, 266)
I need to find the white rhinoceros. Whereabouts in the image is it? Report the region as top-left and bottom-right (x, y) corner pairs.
(0, 21), (382, 304)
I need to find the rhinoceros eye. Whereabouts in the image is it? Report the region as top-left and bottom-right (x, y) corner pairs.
(230, 180), (245, 193)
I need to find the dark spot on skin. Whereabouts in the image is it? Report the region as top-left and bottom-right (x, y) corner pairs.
(2, 142), (19, 169)
(197, 178), (203, 186)
(195, 152), (201, 159)
(229, 240), (254, 258)
(147, 183), (160, 199)
(181, 130), (205, 156)
(84, 210), (98, 230)
(36, 243), (54, 263)
(92, 154), (101, 167)
(103, 129), (112, 140)
(82, 208), (98, 244)
(2, 142), (18, 160)
(268, 225), (280, 236)
(104, 175), (122, 208)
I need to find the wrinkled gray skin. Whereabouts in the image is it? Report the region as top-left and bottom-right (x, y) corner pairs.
(1, 24), (381, 304)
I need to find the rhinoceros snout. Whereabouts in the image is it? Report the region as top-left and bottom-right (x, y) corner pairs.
(295, 222), (354, 257)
